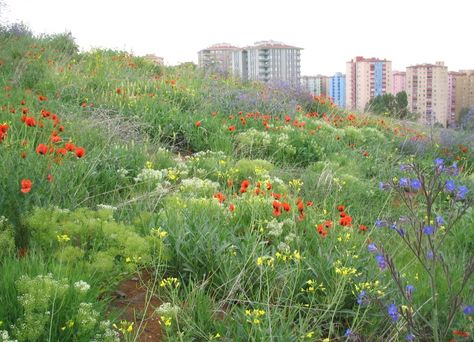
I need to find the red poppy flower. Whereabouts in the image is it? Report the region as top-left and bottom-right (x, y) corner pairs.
(363, 151), (369, 157)
(337, 205), (345, 212)
(116, 88), (121, 94)
(21, 100), (26, 105)
(266, 182), (272, 190)
(306, 201), (314, 207)
(22, 107), (28, 114)
(65, 142), (75, 151)
(47, 174), (53, 182)
(36, 143), (48, 155)
(359, 225), (368, 232)
(75, 147), (85, 158)
(41, 109), (50, 117)
(272, 193), (281, 200)
(195, 121), (201, 127)
(20, 179), (32, 193)
(21, 151), (26, 158)
(339, 215), (353, 227)
(228, 125), (235, 132)
(453, 330), (470, 337)
(282, 202), (291, 212)
(213, 192), (226, 203)
(56, 148), (67, 155)
(51, 135), (62, 143)
(38, 95), (47, 101)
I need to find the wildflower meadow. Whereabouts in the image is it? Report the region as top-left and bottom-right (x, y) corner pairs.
(0, 27), (473, 341)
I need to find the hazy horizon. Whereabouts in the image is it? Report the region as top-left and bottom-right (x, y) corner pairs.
(2, 0), (473, 75)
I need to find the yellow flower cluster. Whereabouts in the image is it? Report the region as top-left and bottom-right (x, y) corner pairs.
(354, 280), (386, 297)
(160, 277), (180, 288)
(160, 316), (172, 327)
(301, 279), (326, 293)
(56, 234), (70, 243)
(245, 308), (266, 325)
(151, 227), (168, 239)
(256, 255), (274, 267)
(113, 320), (134, 334)
(275, 250), (302, 263)
(334, 260), (359, 278)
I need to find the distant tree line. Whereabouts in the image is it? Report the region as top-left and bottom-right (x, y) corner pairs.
(365, 91), (409, 119)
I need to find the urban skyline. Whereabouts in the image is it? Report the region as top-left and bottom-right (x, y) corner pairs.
(2, 0), (473, 76)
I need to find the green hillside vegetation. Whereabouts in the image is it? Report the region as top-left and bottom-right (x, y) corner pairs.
(0, 28), (473, 341)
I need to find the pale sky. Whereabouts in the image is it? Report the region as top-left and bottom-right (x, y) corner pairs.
(1, 0), (472, 75)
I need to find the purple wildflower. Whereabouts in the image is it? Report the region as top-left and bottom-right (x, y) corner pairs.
(427, 250), (434, 260)
(464, 305), (474, 315)
(445, 180), (455, 192)
(410, 179), (422, 191)
(406, 284), (415, 300)
(367, 243), (378, 253)
(399, 178), (409, 187)
(435, 215), (444, 226)
(405, 333), (415, 341)
(375, 254), (387, 270)
(388, 303), (398, 322)
(344, 328), (353, 337)
(423, 225), (434, 235)
(357, 290), (366, 305)
(456, 185), (468, 200)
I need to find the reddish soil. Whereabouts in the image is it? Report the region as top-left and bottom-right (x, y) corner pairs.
(109, 271), (163, 341)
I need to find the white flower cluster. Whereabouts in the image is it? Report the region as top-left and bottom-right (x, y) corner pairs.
(133, 168), (164, 183)
(236, 129), (272, 147)
(180, 177), (219, 196)
(0, 330), (17, 342)
(0, 216), (8, 225)
(91, 320), (120, 342)
(276, 133), (296, 155)
(97, 204), (118, 211)
(76, 303), (99, 331)
(155, 302), (180, 317)
(74, 280), (91, 293)
(117, 168), (129, 178)
(267, 219), (284, 237)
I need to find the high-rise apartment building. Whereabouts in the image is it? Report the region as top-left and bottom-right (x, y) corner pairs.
(346, 56), (392, 111)
(245, 41), (302, 86)
(392, 71), (406, 94)
(406, 62), (448, 126)
(455, 70), (474, 121)
(329, 73), (346, 107)
(448, 71), (463, 125)
(198, 41), (302, 85)
(198, 43), (239, 74)
(301, 75), (330, 96)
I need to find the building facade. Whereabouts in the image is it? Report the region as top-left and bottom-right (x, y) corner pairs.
(392, 71), (406, 94)
(301, 75), (329, 96)
(455, 70), (474, 121)
(329, 72), (346, 107)
(244, 41), (302, 86)
(406, 62), (448, 126)
(346, 56), (392, 111)
(448, 71), (463, 125)
(198, 43), (239, 74)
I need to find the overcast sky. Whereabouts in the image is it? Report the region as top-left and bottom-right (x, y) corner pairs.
(2, 0), (472, 75)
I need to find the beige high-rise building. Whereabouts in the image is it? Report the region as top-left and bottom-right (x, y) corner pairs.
(245, 40), (302, 86)
(346, 56), (392, 111)
(448, 71), (463, 125)
(406, 62), (448, 126)
(301, 75), (330, 96)
(455, 70), (474, 120)
(198, 43), (239, 74)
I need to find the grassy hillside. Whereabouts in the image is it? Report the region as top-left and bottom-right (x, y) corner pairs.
(0, 29), (473, 341)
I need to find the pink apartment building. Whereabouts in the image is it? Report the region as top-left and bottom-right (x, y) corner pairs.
(392, 71), (406, 94)
(346, 56), (392, 111)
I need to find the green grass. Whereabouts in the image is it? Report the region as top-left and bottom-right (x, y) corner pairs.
(0, 28), (473, 341)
